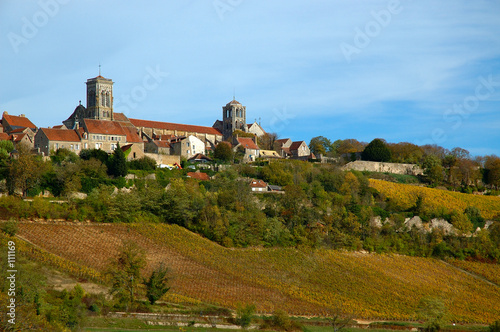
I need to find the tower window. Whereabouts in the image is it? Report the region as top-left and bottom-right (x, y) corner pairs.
(101, 91), (105, 106)
(106, 92), (110, 107)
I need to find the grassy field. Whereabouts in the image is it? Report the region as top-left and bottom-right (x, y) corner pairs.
(369, 179), (500, 219)
(12, 222), (500, 324)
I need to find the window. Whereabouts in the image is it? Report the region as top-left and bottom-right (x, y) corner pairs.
(70, 144), (74, 150)
(76, 144), (79, 150)
(106, 92), (110, 107)
(84, 143), (88, 149)
(101, 91), (105, 106)
(55, 143), (59, 150)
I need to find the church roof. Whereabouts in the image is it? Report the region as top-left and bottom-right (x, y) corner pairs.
(129, 118), (222, 136)
(227, 99), (241, 106)
(121, 126), (143, 143)
(83, 119), (127, 136)
(39, 128), (81, 142)
(2, 113), (36, 130)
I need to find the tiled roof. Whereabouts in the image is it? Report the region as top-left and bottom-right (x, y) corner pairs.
(187, 172), (210, 181)
(275, 138), (291, 146)
(10, 133), (28, 143)
(227, 99), (241, 105)
(121, 126), (143, 143)
(289, 141), (305, 151)
(40, 128), (81, 142)
(0, 133), (10, 140)
(188, 153), (212, 161)
(2, 113), (36, 130)
(84, 119), (126, 136)
(113, 112), (129, 122)
(237, 137), (259, 150)
(9, 128), (28, 134)
(129, 118), (222, 136)
(153, 140), (170, 148)
(250, 179), (268, 188)
(260, 150), (280, 157)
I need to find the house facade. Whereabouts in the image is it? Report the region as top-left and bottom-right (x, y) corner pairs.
(35, 128), (82, 156)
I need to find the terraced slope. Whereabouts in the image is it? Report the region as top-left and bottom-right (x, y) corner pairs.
(14, 222), (500, 323)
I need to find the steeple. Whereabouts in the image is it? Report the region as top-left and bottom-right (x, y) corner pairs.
(86, 74), (114, 121)
(222, 98), (246, 140)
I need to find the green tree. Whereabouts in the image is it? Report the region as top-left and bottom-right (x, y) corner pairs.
(107, 241), (146, 311)
(235, 303), (256, 329)
(361, 138), (391, 162)
(489, 320), (500, 332)
(8, 143), (46, 196)
(107, 143), (127, 177)
(214, 142), (233, 162)
(309, 136), (333, 156)
(143, 264), (170, 305)
(417, 297), (447, 332)
(423, 155), (444, 186)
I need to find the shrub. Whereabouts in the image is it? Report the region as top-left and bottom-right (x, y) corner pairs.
(0, 219), (18, 236)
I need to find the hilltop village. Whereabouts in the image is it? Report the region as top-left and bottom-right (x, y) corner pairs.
(0, 74), (314, 166)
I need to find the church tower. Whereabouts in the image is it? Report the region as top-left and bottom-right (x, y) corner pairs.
(86, 75), (114, 120)
(222, 99), (246, 140)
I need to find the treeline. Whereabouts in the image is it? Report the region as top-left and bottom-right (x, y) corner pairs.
(309, 136), (500, 191)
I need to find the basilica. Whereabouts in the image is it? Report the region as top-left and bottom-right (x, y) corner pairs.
(1, 74), (268, 164)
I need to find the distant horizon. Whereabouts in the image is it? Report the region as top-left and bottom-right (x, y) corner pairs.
(1, 1), (499, 156)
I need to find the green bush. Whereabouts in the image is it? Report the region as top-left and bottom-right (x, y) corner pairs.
(0, 219), (18, 236)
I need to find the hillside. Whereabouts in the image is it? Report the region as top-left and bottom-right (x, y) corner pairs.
(369, 179), (500, 220)
(13, 222), (500, 323)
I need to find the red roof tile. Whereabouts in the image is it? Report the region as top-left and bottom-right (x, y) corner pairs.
(121, 126), (142, 143)
(289, 141), (305, 151)
(237, 137), (259, 150)
(40, 128), (81, 142)
(129, 118), (222, 136)
(187, 172), (210, 181)
(0, 133), (10, 140)
(250, 179), (268, 188)
(84, 119), (126, 136)
(10, 133), (27, 143)
(113, 112), (129, 122)
(153, 140), (170, 148)
(2, 113), (36, 130)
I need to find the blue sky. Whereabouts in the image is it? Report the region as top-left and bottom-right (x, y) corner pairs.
(1, 0), (499, 156)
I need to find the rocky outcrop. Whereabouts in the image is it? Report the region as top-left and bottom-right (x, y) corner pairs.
(343, 161), (423, 176)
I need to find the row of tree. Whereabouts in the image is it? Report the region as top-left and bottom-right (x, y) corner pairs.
(309, 136), (500, 190)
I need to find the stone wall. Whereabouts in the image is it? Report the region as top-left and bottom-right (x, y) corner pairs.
(144, 153), (180, 166)
(343, 160), (423, 176)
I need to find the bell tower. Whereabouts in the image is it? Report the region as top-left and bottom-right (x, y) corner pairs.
(86, 74), (113, 121)
(222, 99), (246, 140)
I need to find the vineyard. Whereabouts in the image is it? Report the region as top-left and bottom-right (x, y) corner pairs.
(11, 222), (500, 324)
(369, 179), (500, 219)
(446, 258), (500, 286)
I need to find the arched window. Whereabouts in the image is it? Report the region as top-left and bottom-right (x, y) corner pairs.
(88, 91), (95, 107)
(106, 92), (110, 107)
(101, 91), (105, 106)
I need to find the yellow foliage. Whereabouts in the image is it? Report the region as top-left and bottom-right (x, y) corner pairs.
(369, 179), (500, 219)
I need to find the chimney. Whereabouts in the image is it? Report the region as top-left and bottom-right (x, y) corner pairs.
(20, 114), (25, 117)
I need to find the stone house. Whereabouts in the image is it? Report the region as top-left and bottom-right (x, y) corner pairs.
(121, 143), (144, 161)
(234, 137), (260, 162)
(250, 179), (268, 192)
(82, 119), (127, 152)
(1, 112), (37, 133)
(247, 121), (266, 137)
(34, 128), (82, 156)
(274, 138), (292, 157)
(170, 135), (206, 159)
(289, 141), (311, 159)
(145, 139), (171, 155)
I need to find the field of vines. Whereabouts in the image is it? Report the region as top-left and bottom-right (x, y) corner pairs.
(369, 179), (500, 219)
(446, 259), (500, 286)
(12, 222), (500, 323)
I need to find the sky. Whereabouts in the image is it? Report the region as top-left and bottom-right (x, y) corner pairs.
(1, 0), (499, 156)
